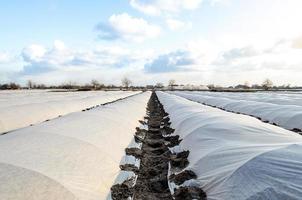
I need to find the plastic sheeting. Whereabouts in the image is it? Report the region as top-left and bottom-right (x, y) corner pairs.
(0, 92), (150, 200)
(171, 91), (302, 131)
(0, 90), (139, 134)
(157, 92), (302, 200)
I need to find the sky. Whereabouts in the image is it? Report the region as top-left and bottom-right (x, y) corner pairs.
(1, 0), (302, 86)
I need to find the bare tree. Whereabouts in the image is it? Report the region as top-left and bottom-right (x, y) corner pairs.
(27, 80), (33, 89)
(9, 82), (21, 90)
(244, 81), (250, 88)
(61, 81), (78, 89)
(168, 79), (176, 90)
(207, 84), (215, 90)
(155, 82), (164, 88)
(121, 77), (132, 88)
(91, 79), (100, 90)
(262, 79), (273, 90)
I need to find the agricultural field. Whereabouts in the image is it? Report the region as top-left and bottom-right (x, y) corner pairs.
(2, 0), (302, 199)
(170, 91), (302, 133)
(0, 90), (302, 200)
(158, 91), (302, 200)
(0, 91), (150, 200)
(0, 90), (140, 134)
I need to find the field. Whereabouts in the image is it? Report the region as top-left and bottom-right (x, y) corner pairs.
(0, 90), (302, 200)
(170, 91), (302, 132)
(0, 90), (139, 134)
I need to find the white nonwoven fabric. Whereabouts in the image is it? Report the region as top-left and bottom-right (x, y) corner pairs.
(157, 91), (302, 200)
(0, 90), (139, 133)
(170, 91), (302, 131)
(0, 92), (150, 200)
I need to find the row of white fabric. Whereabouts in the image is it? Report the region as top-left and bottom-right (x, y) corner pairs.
(170, 91), (302, 131)
(0, 92), (151, 200)
(0, 90), (140, 134)
(194, 91), (302, 106)
(157, 91), (302, 200)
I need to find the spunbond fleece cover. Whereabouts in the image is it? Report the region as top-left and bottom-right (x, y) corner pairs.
(0, 92), (150, 200)
(158, 91), (302, 200)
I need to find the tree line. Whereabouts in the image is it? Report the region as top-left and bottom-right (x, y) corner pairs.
(0, 77), (134, 90)
(0, 78), (300, 91)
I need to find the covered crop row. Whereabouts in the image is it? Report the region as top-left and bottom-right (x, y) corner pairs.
(0, 92), (150, 200)
(192, 91), (302, 106)
(0, 90), (140, 134)
(171, 91), (302, 132)
(157, 92), (302, 200)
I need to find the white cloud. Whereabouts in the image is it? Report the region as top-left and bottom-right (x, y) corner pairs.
(129, 0), (203, 15)
(53, 40), (66, 51)
(6, 41), (155, 84)
(129, 0), (161, 16)
(96, 13), (161, 42)
(165, 19), (190, 31)
(214, 46), (260, 65)
(213, 0), (302, 50)
(22, 44), (46, 62)
(144, 39), (219, 74)
(17, 40), (156, 84)
(209, 0), (230, 6)
(0, 52), (23, 83)
(4, 34), (302, 86)
(211, 39), (302, 76)
(0, 52), (11, 63)
(145, 50), (197, 73)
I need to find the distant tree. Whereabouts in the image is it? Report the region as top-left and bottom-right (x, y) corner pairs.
(32, 83), (38, 89)
(60, 81), (78, 89)
(207, 84), (215, 90)
(107, 84), (117, 89)
(121, 77), (132, 88)
(11, 83), (20, 89)
(91, 79), (100, 90)
(0, 82), (20, 90)
(235, 82), (250, 90)
(168, 79), (176, 90)
(244, 81), (250, 88)
(155, 82), (164, 88)
(36, 84), (46, 89)
(251, 84), (262, 89)
(262, 79), (273, 90)
(27, 80), (34, 89)
(0, 84), (8, 90)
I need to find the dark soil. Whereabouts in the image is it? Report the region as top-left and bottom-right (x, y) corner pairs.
(133, 92), (173, 200)
(169, 170), (197, 185)
(174, 186), (207, 200)
(111, 177), (135, 200)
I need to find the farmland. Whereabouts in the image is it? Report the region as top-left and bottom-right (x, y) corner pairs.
(169, 91), (302, 133)
(0, 90), (140, 134)
(0, 90), (302, 200)
(2, 0), (302, 199)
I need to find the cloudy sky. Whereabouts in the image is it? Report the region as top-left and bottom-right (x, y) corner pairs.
(1, 0), (302, 86)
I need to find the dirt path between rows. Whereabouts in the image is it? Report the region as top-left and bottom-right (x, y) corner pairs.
(111, 92), (207, 200)
(132, 92), (173, 199)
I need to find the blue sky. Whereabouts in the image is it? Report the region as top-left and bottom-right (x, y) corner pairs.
(1, 0), (302, 86)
